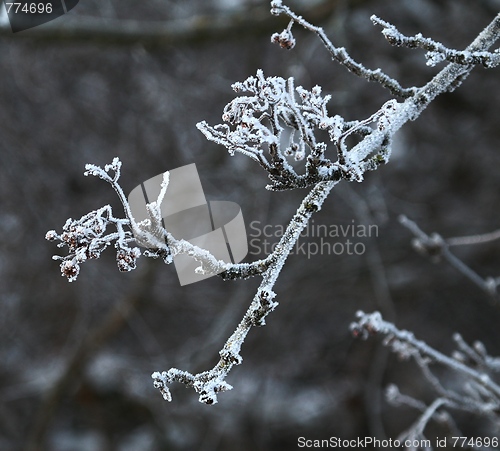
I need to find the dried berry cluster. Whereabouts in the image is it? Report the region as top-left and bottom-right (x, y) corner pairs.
(46, 206), (140, 282)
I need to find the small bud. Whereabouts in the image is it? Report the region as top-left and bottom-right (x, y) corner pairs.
(294, 150), (305, 161)
(45, 230), (57, 241)
(271, 29), (295, 50)
(473, 340), (487, 356)
(61, 260), (80, 282)
(452, 351), (466, 363)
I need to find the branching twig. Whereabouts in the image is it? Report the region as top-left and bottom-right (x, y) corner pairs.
(270, 0), (417, 98)
(47, 2), (500, 405)
(152, 180), (337, 404)
(399, 215), (500, 298)
(372, 16), (500, 68)
(351, 311), (500, 400)
(352, 311), (500, 440)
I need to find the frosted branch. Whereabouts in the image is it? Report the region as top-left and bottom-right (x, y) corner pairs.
(47, 159), (242, 282)
(197, 70), (345, 190)
(270, 1), (416, 98)
(201, 6), (500, 192)
(351, 311), (500, 396)
(352, 311), (500, 436)
(387, 385), (461, 445)
(198, 71), (409, 189)
(152, 180), (336, 403)
(447, 228), (500, 247)
(46, 2), (500, 408)
(372, 15), (500, 68)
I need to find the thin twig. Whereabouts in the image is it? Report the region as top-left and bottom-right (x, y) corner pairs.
(270, 1), (417, 98)
(399, 215), (500, 298)
(447, 229), (500, 246)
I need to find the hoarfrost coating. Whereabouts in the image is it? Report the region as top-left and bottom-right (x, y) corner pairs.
(46, 1), (500, 421)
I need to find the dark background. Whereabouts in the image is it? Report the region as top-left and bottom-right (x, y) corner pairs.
(1, 0), (500, 449)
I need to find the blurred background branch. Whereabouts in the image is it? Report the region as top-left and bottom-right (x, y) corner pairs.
(0, 1), (349, 48)
(25, 261), (157, 450)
